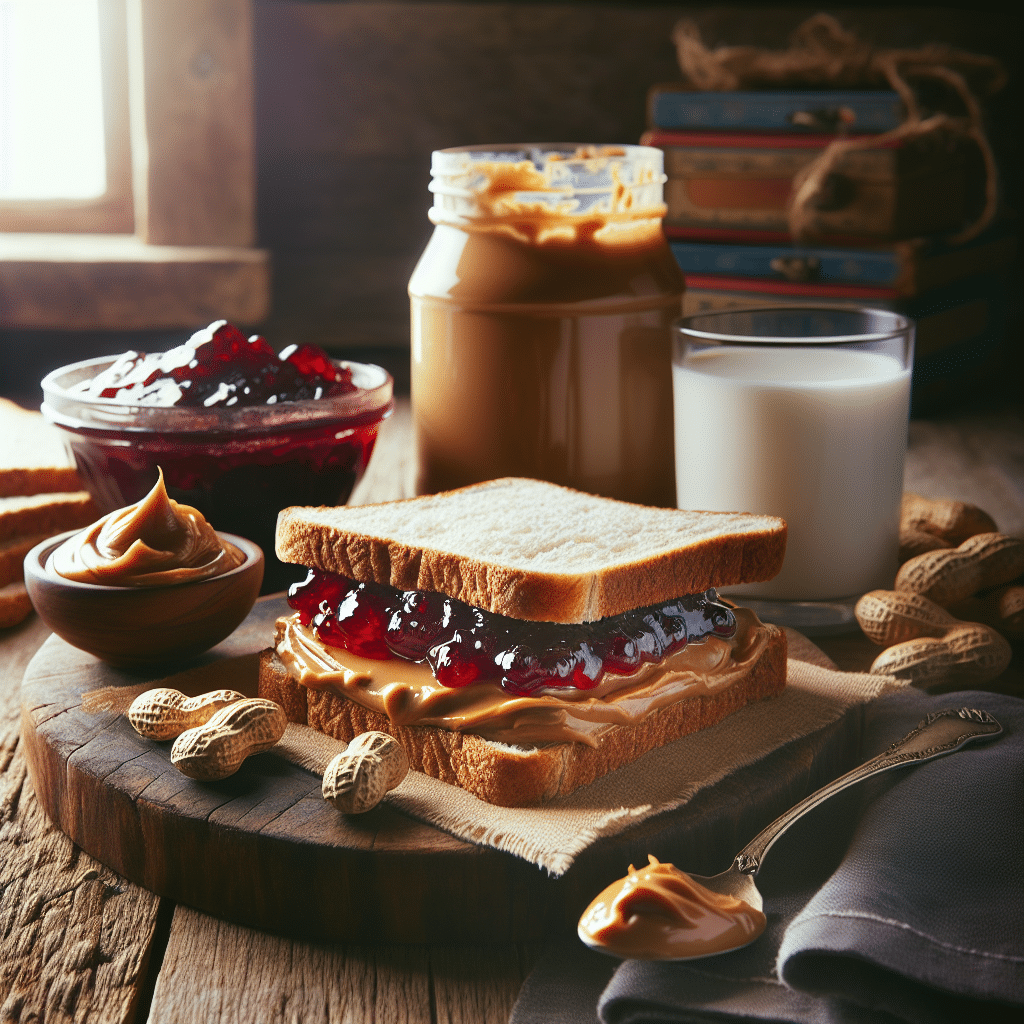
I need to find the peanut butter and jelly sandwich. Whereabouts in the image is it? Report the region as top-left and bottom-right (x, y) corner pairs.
(259, 477), (788, 807)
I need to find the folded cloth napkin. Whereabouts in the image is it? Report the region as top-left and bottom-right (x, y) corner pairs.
(511, 687), (1024, 1024)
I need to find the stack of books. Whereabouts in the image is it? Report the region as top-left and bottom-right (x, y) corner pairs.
(642, 87), (1017, 411)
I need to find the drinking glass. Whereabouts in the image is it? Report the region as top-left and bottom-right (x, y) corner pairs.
(672, 307), (914, 633)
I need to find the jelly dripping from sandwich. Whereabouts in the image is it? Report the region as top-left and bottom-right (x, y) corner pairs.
(287, 569), (737, 697)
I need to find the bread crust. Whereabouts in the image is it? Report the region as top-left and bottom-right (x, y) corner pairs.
(258, 624), (786, 807)
(0, 492), (98, 544)
(275, 478), (787, 623)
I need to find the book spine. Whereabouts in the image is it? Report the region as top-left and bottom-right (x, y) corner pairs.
(648, 90), (904, 133)
(682, 287), (899, 316)
(682, 274), (900, 300)
(664, 225), (898, 246)
(669, 241), (903, 286)
(641, 130), (893, 150)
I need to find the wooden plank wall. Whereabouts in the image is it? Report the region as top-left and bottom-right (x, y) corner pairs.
(0, 2), (1017, 401)
(252, 2), (1020, 377)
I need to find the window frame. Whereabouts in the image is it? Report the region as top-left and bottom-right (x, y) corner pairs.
(0, 0), (269, 330)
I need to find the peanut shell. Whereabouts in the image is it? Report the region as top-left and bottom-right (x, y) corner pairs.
(895, 533), (1024, 606)
(900, 493), (997, 545)
(322, 731), (409, 814)
(171, 698), (286, 781)
(127, 687), (246, 741)
(870, 623), (1012, 689)
(855, 590), (956, 647)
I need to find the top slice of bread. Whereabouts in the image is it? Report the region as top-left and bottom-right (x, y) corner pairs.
(0, 398), (81, 497)
(276, 477), (787, 623)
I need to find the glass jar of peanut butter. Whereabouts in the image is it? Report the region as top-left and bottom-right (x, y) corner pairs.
(409, 144), (684, 506)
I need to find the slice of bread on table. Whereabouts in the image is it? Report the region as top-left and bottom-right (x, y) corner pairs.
(0, 399), (97, 627)
(261, 478), (788, 806)
(0, 397), (82, 497)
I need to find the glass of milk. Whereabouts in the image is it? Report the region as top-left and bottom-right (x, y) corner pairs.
(672, 308), (914, 634)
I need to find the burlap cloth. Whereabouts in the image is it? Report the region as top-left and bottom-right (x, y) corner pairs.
(275, 630), (906, 876)
(88, 629), (905, 876)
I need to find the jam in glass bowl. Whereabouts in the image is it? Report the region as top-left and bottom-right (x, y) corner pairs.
(40, 323), (394, 592)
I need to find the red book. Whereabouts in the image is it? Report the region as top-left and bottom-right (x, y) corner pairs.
(642, 130), (983, 242)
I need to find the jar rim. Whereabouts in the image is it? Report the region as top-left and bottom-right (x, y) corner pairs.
(428, 143), (667, 223)
(41, 355), (394, 434)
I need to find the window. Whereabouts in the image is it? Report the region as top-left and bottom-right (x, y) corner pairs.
(0, 0), (268, 330)
(1, 0), (107, 201)
(0, 0), (132, 233)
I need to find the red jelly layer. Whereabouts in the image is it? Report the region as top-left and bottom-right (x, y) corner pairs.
(76, 321), (356, 407)
(287, 569), (738, 697)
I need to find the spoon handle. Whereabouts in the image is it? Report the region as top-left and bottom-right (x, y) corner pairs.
(733, 707), (1002, 875)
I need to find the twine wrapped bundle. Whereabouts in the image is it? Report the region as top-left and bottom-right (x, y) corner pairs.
(673, 14), (1007, 242)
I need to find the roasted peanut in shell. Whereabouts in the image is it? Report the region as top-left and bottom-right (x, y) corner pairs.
(171, 698), (287, 781)
(128, 687), (246, 741)
(322, 731), (409, 814)
(856, 589), (1012, 689)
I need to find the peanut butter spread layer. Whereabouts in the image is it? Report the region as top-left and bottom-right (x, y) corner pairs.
(52, 471), (243, 586)
(274, 608), (769, 747)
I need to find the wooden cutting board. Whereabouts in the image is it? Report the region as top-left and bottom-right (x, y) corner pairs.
(20, 595), (861, 944)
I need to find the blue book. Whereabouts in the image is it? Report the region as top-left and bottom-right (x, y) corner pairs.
(670, 229), (1016, 296)
(649, 89), (904, 133)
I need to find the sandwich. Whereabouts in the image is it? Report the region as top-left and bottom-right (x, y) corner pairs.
(259, 477), (788, 806)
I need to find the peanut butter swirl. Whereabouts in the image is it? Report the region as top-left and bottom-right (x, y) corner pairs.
(578, 855), (766, 959)
(274, 608), (769, 747)
(52, 470), (243, 586)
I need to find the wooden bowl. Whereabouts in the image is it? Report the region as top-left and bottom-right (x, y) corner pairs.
(24, 531), (264, 670)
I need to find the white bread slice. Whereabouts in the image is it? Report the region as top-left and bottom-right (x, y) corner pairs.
(275, 478), (787, 623)
(259, 624), (787, 807)
(0, 398), (81, 497)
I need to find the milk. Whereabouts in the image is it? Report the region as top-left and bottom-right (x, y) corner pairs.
(673, 345), (912, 601)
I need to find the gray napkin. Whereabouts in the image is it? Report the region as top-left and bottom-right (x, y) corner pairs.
(511, 689), (1024, 1024)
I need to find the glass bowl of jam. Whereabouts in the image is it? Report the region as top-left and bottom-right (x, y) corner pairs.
(40, 322), (394, 592)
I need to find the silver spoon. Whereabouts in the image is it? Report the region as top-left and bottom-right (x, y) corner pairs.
(579, 706), (1002, 960)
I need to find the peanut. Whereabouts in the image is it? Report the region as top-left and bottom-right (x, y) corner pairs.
(854, 590), (958, 647)
(900, 493), (997, 547)
(127, 688), (247, 740)
(895, 533), (1024, 607)
(856, 589), (1012, 688)
(170, 698), (287, 781)
(950, 582), (1024, 640)
(322, 731), (409, 814)
(899, 528), (951, 564)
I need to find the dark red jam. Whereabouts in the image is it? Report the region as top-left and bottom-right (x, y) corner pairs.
(51, 324), (391, 593)
(287, 569), (737, 697)
(72, 321), (356, 407)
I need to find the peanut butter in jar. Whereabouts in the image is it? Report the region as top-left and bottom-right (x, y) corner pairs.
(409, 145), (684, 507)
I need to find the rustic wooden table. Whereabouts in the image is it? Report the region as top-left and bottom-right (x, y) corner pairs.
(2, 397), (1021, 1023)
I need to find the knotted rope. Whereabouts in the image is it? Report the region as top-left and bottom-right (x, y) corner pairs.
(672, 14), (1006, 242)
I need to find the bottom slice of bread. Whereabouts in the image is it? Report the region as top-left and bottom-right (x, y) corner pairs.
(258, 625), (786, 807)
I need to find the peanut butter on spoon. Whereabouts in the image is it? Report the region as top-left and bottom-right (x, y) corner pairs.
(578, 855), (766, 960)
(578, 708), (1005, 962)
(52, 470), (243, 586)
